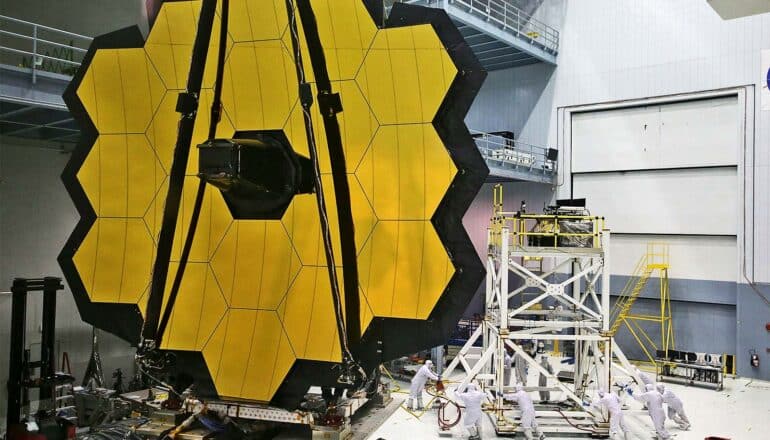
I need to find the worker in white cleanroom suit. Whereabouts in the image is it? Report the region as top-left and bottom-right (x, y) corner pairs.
(588, 389), (629, 440)
(656, 383), (691, 430)
(505, 384), (545, 440)
(407, 360), (439, 410)
(538, 355), (554, 402)
(630, 383), (670, 439)
(503, 350), (513, 387)
(513, 351), (528, 386)
(633, 366), (654, 410)
(634, 366), (655, 387)
(456, 383), (486, 440)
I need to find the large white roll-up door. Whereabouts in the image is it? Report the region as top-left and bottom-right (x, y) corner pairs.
(570, 95), (740, 281)
(572, 167), (738, 235)
(572, 95), (740, 172)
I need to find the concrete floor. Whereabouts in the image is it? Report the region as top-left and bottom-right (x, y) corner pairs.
(365, 375), (770, 439)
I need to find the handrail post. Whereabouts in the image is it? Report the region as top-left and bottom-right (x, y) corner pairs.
(1, 14), (93, 77)
(32, 24), (37, 84)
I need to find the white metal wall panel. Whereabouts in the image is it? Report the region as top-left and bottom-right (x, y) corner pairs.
(658, 97), (740, 167)
(572, 167), (738, 235)
(464, 62), (555, 144)
(610, 234), (737, 282)
(572, 96), (739, 173)
(572, 106), (659, 172)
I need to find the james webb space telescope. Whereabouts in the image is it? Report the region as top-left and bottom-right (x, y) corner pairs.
(59, 0), (488, 414)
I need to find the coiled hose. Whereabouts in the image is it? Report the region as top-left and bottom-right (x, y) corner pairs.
(426, 387), (462, 430)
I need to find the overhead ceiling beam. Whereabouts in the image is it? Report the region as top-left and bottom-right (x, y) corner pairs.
(1, 117), (79, 137)
(483, 58), (540, 70)
(480, 51), (534, 64)
(468, 39), (511, 51)
(0, 105), (37, 120)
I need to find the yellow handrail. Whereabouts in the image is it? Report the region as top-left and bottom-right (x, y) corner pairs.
(490, 184), (606, 249)
(609, 243), (671, 338)
(611, 255), (647, 319)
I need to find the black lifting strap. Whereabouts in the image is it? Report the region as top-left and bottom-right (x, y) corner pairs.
(285, 0), (364, 383)
(140, 0), (221, 349)
(155, 0), (231, 347)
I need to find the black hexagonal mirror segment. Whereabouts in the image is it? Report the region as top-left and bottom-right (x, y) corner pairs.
(198, 129), (314, 219)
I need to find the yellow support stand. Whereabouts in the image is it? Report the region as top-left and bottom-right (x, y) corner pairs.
(609, 243), (675, 366)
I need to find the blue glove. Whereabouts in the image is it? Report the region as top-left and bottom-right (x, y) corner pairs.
(582, 401), (590, 407)
(626, 388), (634, 395)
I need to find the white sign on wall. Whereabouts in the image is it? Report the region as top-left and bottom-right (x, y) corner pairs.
(762, 50), (770, 111)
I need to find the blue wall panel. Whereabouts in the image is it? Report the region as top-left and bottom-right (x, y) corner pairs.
(736, 283), (770, 380)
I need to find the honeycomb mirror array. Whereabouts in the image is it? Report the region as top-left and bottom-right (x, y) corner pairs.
(68, 0), (460, 403)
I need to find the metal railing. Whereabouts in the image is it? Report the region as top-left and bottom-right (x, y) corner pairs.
(506, 214), (604, 249)
(396, 0), (560, 53)
(471, 130), (557, 176)
(489, 184), (605, 250)
(0, 15), (92, 82)
(448, 318), (483, 346)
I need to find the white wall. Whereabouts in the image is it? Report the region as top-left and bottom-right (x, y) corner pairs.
(610, 235), (737, 282)
(536, 0), (769, 283)
(464, 62), (556, 141)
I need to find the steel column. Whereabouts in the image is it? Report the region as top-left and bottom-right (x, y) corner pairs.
(38, 277), (58, 403)
(601, 229), (611, 392)
(32, 25), (37, 84)
(6, 279), (28, 426)
(500, 227), (509, 329)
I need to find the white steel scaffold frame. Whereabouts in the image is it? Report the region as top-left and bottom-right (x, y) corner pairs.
(444, 187), (645, 436)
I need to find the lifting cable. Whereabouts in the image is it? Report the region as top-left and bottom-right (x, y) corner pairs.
(156, 0), (230, 346)
(554, 407), (600, 434)
(139, 0), (225, 355)
(141, 0), (365, 389)
(284, 0), (365, 385)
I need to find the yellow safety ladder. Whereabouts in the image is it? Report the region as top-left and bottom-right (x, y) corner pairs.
(608, 243), (674, 365)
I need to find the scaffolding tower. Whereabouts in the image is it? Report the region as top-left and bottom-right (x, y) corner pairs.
(444, 185), (645, 436)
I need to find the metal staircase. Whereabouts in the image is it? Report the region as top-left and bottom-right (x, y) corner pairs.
(609, 263), (654, 336)
(395, 0), (559, 70)
(609, 243), (675, 365)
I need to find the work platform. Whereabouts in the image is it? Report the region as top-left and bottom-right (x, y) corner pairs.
(398, 0), (559, 70)
(0, 15), (90, 147)
(472, 130), (558, 184)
